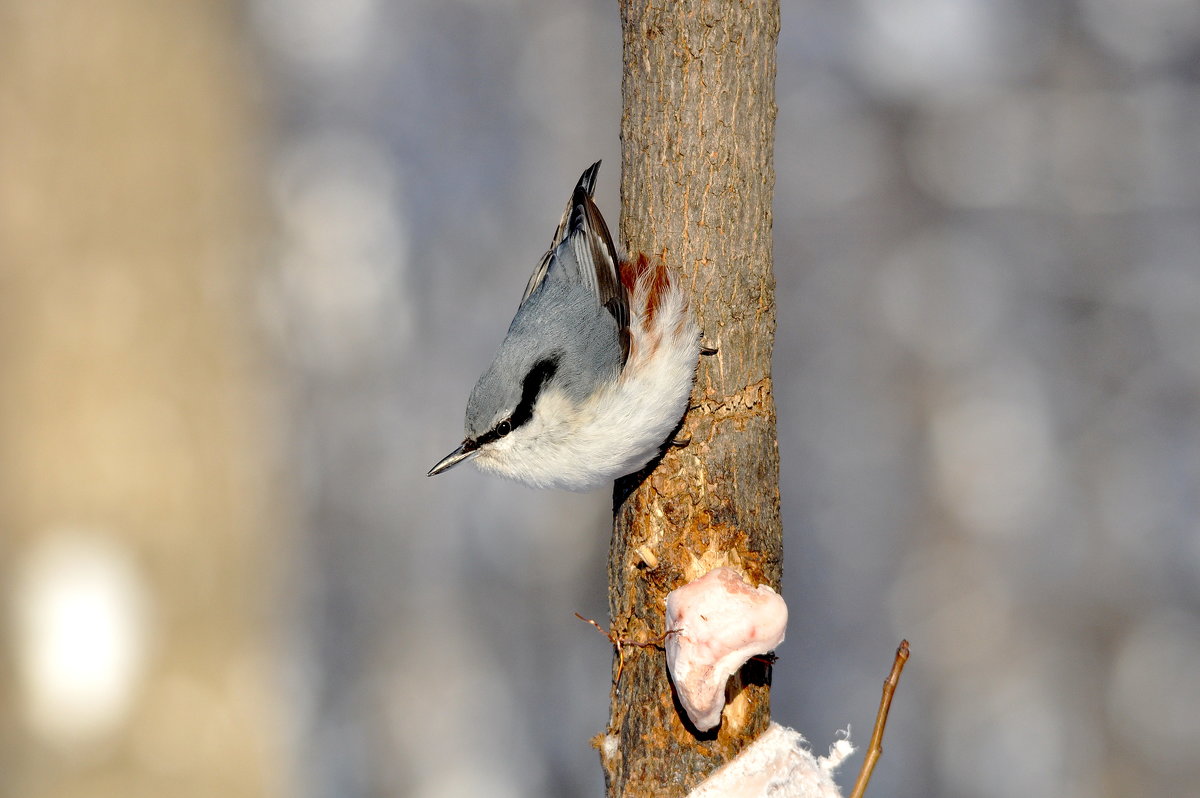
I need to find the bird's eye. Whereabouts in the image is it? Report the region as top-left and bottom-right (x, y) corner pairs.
(496, 419), (512, 437)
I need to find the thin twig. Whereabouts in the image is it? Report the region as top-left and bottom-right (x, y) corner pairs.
(848, 640), (911, 798)
(574, 612), (679, 683)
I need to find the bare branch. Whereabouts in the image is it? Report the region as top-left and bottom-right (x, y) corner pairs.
(849, 640), (911, 798)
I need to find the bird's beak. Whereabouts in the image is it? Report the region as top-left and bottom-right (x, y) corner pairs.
(427, 441), (477, 477)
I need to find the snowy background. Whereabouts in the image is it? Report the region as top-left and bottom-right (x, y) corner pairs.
(252, 1), (1200, 796)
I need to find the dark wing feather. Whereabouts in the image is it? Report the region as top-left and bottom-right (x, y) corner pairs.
(520, 162), (625, 318)
(521, 162), (601, 304)
(519, 162), (629, 363)
(579, 185), (627, 332)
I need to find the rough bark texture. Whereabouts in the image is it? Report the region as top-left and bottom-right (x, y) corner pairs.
(602, 1), (781, 795)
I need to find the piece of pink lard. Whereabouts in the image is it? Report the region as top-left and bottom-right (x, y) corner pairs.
(665, 567), (788, 732)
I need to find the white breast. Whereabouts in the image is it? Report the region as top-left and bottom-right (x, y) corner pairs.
(473, 275), (700, 491)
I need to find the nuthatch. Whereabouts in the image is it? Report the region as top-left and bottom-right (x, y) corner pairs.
(428, 162), (700, 490)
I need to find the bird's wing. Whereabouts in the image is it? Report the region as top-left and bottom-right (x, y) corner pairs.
(520, 163), (629, 348)
(521, 161), (600, 304)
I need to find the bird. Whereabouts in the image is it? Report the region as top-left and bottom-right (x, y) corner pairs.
(427, 161), (700, 491)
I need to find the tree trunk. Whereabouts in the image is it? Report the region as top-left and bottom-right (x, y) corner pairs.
(603, 1), (781, 795)
(0, 4), (279, 797)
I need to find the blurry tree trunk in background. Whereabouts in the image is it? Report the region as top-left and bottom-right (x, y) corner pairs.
(0, 4), (280, 798)
(604, 1), (781, 795)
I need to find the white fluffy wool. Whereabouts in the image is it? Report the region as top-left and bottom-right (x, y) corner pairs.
(686, 723), (854, 798)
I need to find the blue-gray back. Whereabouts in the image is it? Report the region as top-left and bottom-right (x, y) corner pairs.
(465, 247), (623, 438)
(463, 161), (628, 440)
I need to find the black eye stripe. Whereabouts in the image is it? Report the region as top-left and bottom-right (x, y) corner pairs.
(471, 355), (560, 447)
(509, 356), (559, 430)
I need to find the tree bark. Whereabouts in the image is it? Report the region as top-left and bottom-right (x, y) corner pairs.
(603, 1), (781, 795)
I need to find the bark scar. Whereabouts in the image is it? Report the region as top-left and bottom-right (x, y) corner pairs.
(692, 376), (772, 420)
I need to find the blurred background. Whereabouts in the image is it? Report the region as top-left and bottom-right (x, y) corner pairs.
(1, 1), (1198, 797)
